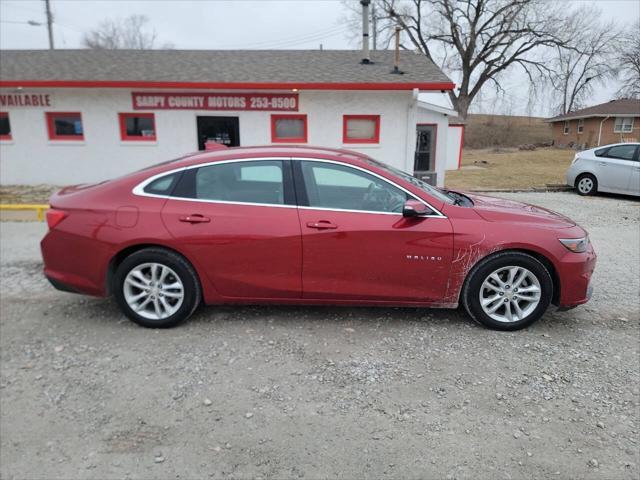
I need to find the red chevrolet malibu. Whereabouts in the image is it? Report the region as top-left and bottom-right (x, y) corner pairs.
(41, 146), (596, 330)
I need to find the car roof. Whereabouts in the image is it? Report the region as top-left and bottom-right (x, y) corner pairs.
(587, 142), (639, 151)
(162, 145), (371, 170)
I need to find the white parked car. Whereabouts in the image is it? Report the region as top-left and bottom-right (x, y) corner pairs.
(566, 143), (640, 196)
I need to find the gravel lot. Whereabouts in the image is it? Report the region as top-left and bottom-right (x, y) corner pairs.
(1, 192), (638, 480)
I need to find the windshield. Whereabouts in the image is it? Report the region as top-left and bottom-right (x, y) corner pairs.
(364, 157), (455, 205)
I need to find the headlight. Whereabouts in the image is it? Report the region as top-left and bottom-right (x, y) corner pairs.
(559, 236), (589, 253)
(571, 154), (579, 165)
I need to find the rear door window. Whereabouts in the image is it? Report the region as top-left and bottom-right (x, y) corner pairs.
(172, 160), (293, 206)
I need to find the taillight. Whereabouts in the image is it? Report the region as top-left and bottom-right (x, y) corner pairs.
(46, 209), (67, 229)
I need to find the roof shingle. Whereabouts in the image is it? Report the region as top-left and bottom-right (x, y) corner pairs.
(547, 98), (640, 122)
(0, 49), (452, 87)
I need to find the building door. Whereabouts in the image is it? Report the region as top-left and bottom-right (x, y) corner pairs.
(196, 116), (240, 150)
(414, 124), (437, 177)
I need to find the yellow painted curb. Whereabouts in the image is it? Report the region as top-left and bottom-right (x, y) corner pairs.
(0, 204), (50, 221)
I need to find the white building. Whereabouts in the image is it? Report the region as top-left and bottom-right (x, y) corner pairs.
(0, 50), (463, 186)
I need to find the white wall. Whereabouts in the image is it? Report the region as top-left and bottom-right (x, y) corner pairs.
(415, 106), (448, 186)
(446, 125), (464, 170)
(1, 88), (423, 185)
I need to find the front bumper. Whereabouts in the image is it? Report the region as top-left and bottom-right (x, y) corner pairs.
(557, 245), (597, 308)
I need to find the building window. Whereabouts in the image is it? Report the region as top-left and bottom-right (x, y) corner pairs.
(46, 112), (84, 140)
(0, 112), (11, 140)
(271, 114), (307, 143)
(577, 119), (584, 134)
(563, 121), (569, 135)
(119, 113), (156, 141)
(343, 115), (380, 143)
(614, 117), (634, 133)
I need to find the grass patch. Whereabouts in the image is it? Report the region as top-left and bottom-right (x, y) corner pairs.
(0, 185), (59, 204)
(445, 147), (575, 191)
(464, 114), (552, 149)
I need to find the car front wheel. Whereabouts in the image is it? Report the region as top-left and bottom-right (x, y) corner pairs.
(462, 252), (553, 331)
(114, 248), (201, 328)
(576, 173), (597, 196)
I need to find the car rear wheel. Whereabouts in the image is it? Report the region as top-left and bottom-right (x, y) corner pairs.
(462, 252), (553, 331)
(576, 173), (597, 196)
(114, 248), (201, 328)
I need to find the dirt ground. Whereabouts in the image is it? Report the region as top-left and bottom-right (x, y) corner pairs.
(445, 148), (575, 191)
(1, 192), (638, 480)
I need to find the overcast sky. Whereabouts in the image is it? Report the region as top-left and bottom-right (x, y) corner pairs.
(0, 0), (638, 116)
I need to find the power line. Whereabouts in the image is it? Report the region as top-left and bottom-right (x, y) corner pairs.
(208, 25), (350, 50)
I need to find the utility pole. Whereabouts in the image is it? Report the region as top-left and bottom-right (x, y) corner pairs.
(44, 0), (54, 49)
(371, 2), (377, 51)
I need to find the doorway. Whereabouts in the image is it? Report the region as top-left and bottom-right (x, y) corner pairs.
(414, 124), (437, 172)
(196, 116), (240, 150)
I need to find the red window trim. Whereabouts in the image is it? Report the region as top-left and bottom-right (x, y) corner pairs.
(119, 112), (157, 141)
(0, 112), (11, 140)
(271, 114), (308, 143)
(46, 111), (84, 141)
(343, 114), (380, 144)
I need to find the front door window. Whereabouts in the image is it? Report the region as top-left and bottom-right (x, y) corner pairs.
(300, 161), (408, 214)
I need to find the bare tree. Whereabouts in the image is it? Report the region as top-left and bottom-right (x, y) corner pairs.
(344, 0), (582, 119)
(547, 11), (621, 115)
(83, 14), (168, 50)
(616, 21), (640, 99)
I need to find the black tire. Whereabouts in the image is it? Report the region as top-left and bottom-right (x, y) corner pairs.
(462, 251), (553, 331)
(113, 248), (201, 328)
(575, 173), (597, 196)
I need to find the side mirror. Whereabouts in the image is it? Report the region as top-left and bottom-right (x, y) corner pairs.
(402, 199), (430, 217)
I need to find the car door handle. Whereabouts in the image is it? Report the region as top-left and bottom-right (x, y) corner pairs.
(179, 214), (211, 224)
(306, 220), (337, 230)
(599, 162), (607, 166)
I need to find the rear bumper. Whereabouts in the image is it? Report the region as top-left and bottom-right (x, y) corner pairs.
(46, 275), (82, 294)
(557, 245), (597, 308)
(565, 166), (579, 187)
(41, 229), (111, 297)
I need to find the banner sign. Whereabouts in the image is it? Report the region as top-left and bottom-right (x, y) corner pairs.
(0, 93), (52, 108)
(132, 92), (298, 111)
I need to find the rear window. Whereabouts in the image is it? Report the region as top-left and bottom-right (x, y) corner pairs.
(594, 147), (608, 157)
(143, 172), (179, 195)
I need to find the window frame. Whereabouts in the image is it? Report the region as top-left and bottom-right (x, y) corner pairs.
(563, 121), (570, 135)
(343, 114), (381, 144)
(577, 118), (584, 134)
(270, 114), (308, 143)
(119, 112), (157, 142)
(45, 111), (84, 141)
(0, 112), (11, 141)
(132, 158), (446, 217)
(613, 117), (634, 134)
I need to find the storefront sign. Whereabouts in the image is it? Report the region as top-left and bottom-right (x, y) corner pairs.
(132, 92), (298, 111)
(0, 93), (52, 107)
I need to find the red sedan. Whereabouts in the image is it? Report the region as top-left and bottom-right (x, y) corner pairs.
(41, 146), (596, 330)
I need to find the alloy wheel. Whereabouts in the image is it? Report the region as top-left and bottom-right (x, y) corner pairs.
(577, 177), (594, 194)
(123, 262), (184, 320)
(479, 266), (541, 323)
